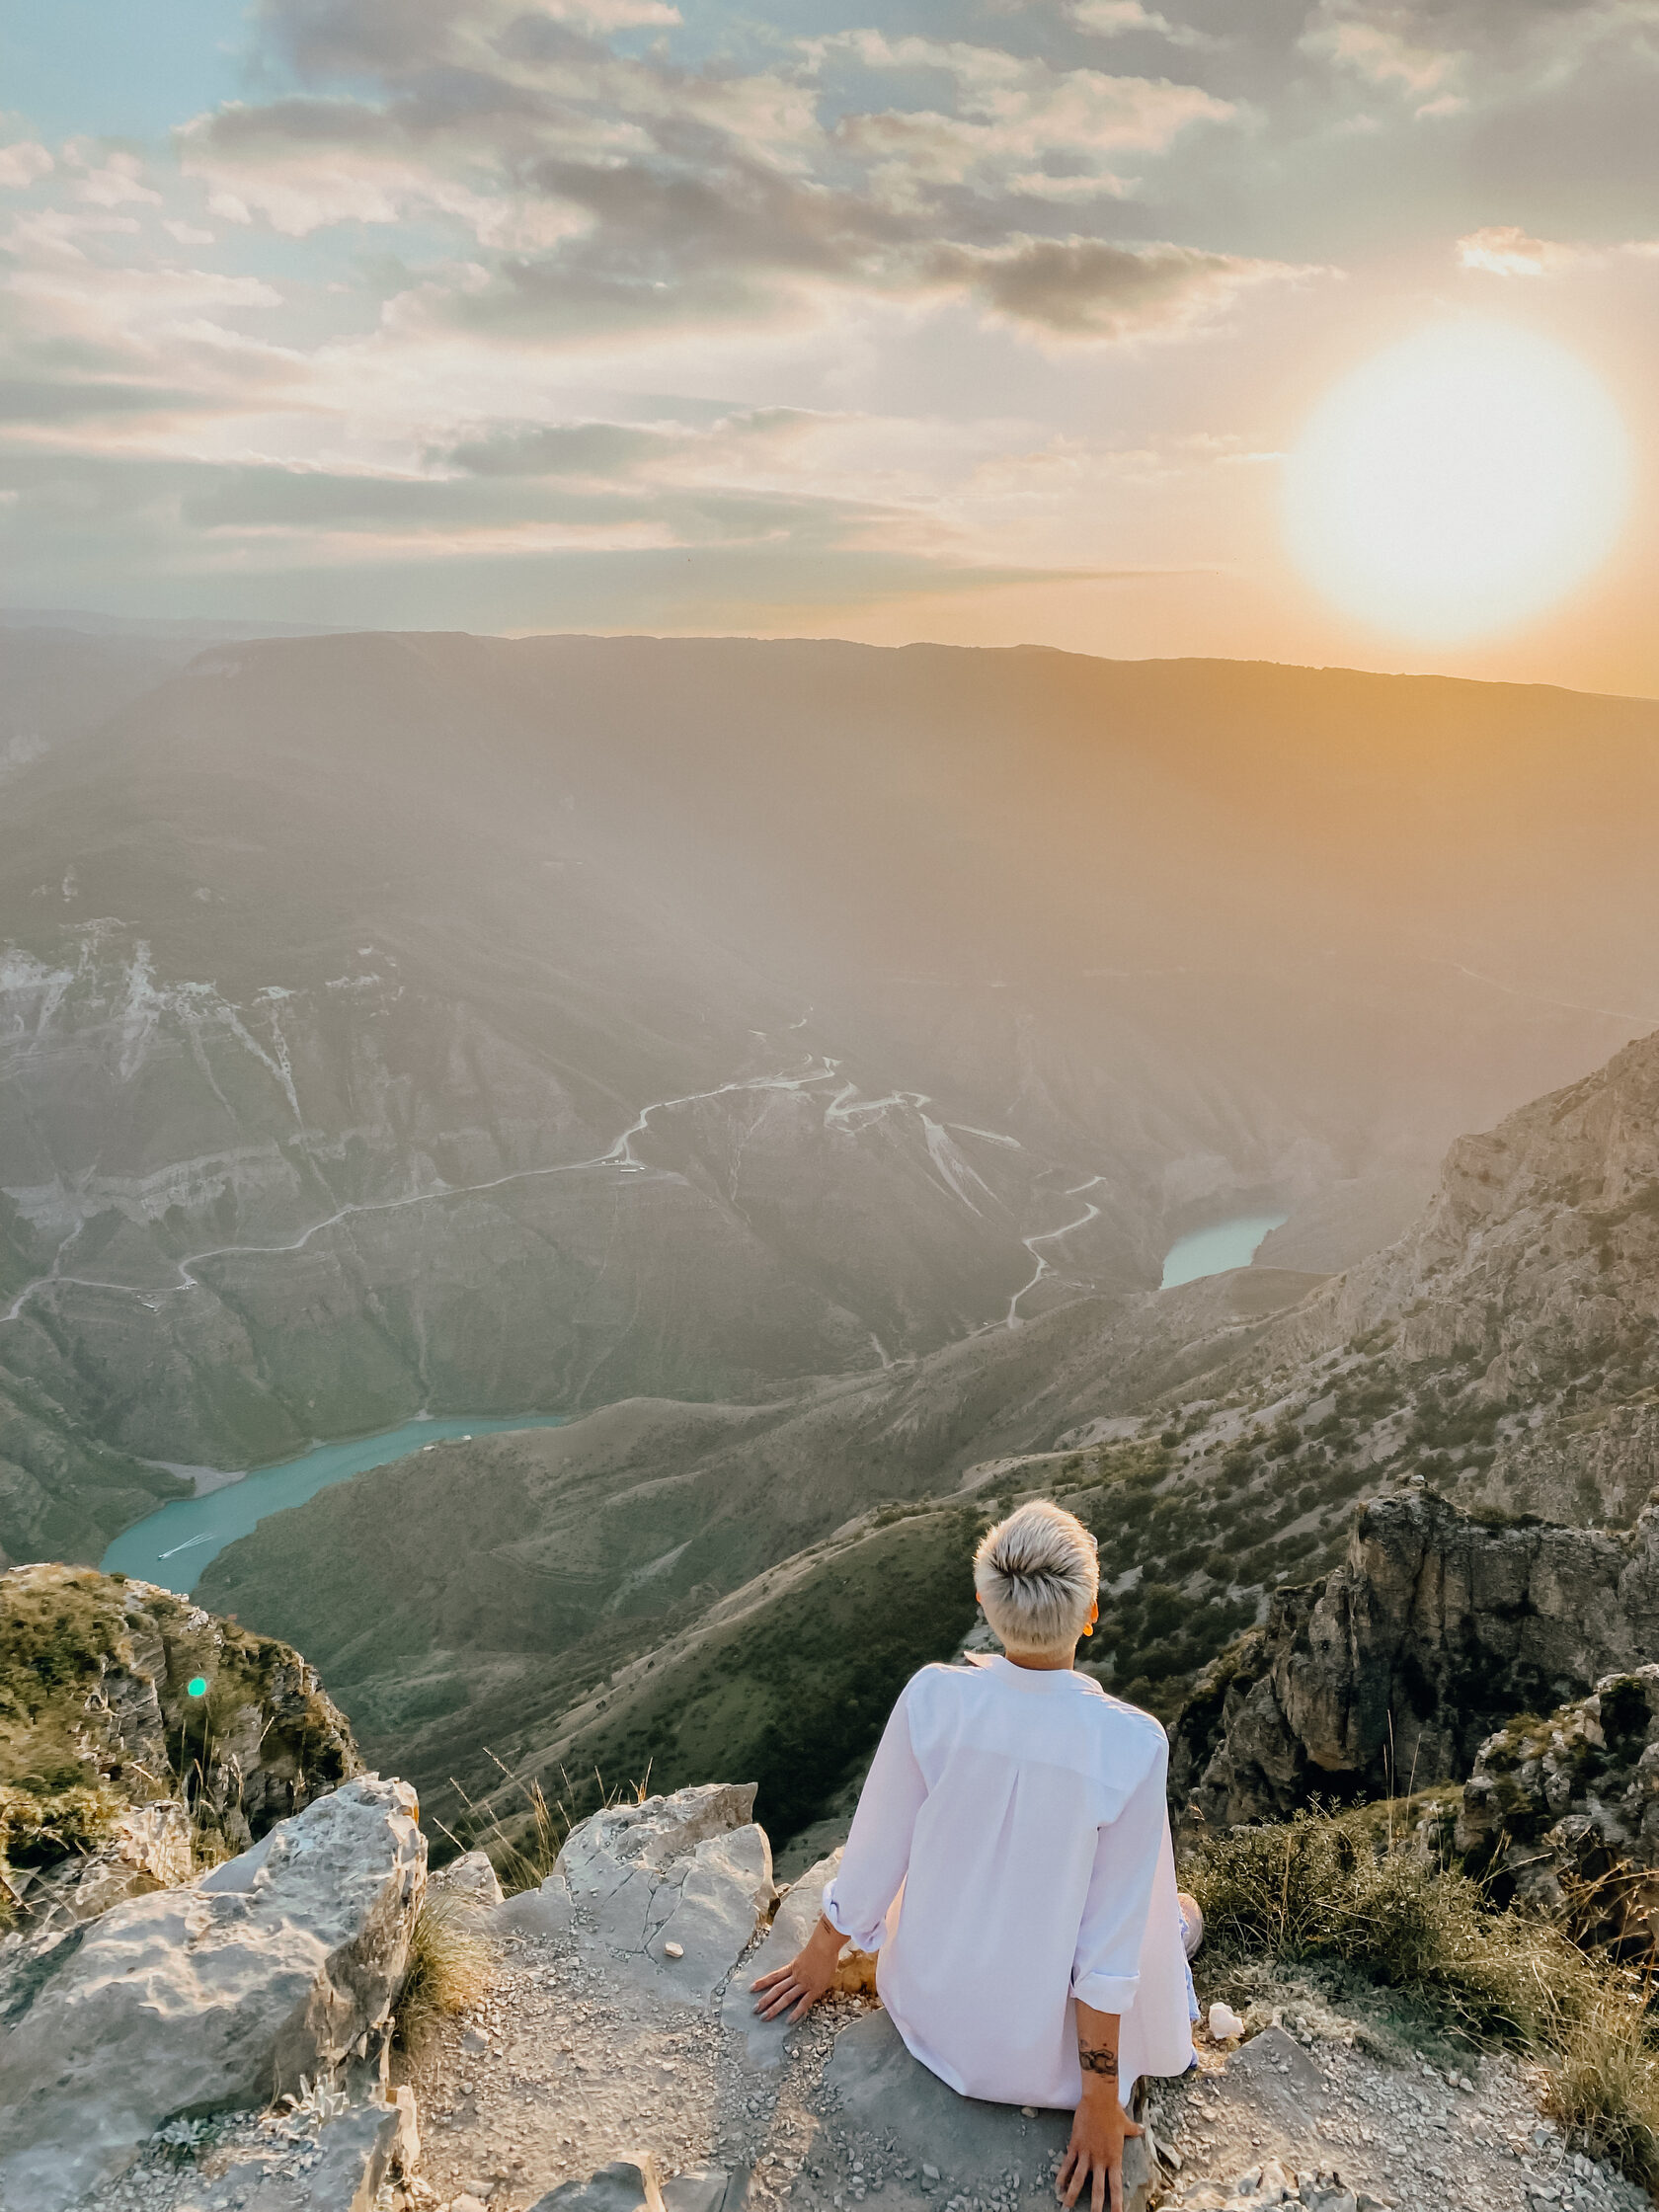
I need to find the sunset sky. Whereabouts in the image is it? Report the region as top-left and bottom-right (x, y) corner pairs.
(3, 0), (1656, 692)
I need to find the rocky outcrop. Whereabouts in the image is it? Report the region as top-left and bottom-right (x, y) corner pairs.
(0, 1773), (424, 2210)
(496, 1780), (775, 2003)
(12, 1797), (193, 1935)
(1171, 1492), (1659, 1828)
(1457, 1665), (1659, 1951)
(0, 1563), (360, 1924)
(828, 2011), (1158, 2210)
(1259, 1029), (1659, 1527)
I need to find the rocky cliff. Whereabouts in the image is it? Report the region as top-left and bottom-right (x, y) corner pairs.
(1449, 1659), (1659, 1964)
(1169, 1492), (1659, 1829)
(1, 1561), (359, 1927)
(1255, 1027), (1659, 1528)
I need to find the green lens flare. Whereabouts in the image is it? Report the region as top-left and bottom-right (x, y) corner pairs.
(187, 1676), (208, 1698)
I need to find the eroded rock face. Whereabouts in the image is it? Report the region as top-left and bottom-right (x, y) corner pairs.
(0, 1774), (424, 2211)
(1458, 1665), (1659, 1950)
(496, 1781), (775, 2003)
(1, 1563), (361, 1925)
(1171, 1492), (1659, 1827)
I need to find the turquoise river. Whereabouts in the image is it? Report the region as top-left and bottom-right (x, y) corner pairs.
(100, 1415), (570, 1591)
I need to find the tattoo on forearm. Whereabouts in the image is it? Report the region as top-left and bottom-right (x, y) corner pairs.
(1078, 2048), (1119, 2077)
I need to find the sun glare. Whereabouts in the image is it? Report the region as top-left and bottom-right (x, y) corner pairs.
(1283, 323), (1631, 645)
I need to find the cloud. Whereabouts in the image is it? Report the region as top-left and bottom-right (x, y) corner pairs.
(1456, 224), (1582, 276)
(1455, 222), (1659, 274)
(73, 150), (164, 208)
(1304, 13), (1454, 95)
(0, 141), (53, 189)
(1069, 1), (1210, 47)
(180, 9), (1245, 345)
(1301, 0), (1659, 115)
(932, 236), (1325, 343)
(439, 407), (812, 479)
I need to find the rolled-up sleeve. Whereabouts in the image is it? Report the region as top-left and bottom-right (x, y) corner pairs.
(1070, 1730), (1169, 2014)
(821, 1683), (928, 1951)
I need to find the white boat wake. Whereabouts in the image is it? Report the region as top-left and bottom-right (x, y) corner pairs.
(158, 1531), (216, 1559)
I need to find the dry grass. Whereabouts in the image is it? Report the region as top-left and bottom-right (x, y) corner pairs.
(1186, 1805), (1601, 2045)
(1184, 1807), (1659, 2192)
(1543, 1983), (1659, 2191)
(395, 1891), (494, 2055)
(438, 1753), (653, 1897)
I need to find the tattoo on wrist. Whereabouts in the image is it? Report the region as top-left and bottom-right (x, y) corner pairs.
(1078, 2048), (1118, 2077)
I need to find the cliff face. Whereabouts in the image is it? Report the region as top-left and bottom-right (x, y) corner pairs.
(1258, 1029), (1659, 1526)
(1, 1562), (359, 1924)
(1456, 1665), (1659, 1955)
(1169, 1493), (1659, 1828)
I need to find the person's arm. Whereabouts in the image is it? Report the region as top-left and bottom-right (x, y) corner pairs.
(750, 1908), (845, 2022)
(1059, 1728), (1167, 2212)
(751, 1681), (929, 2022)
(1058, 2003), (1142, 2212)
(1071, 1728), (1167, 2018)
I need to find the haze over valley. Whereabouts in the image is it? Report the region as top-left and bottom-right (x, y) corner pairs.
(6, 629), (1658, 1558)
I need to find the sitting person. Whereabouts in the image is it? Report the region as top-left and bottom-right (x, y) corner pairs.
(752, 1500), (1196, 2212)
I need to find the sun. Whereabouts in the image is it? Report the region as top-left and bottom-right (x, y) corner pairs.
(1283, 323), (1631, 645)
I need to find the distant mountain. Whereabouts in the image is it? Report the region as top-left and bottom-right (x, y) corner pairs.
(5, 634), (1659, 1563)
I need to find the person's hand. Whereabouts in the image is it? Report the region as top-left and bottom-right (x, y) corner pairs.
(750, 1913), (843, 2022)
(1057, 2085), (1142, 2212)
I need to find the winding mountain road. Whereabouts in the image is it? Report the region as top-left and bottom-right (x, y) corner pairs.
(1, 1055), (1105, 1332)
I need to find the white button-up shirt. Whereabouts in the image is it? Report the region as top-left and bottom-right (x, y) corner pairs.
(821, 1655), (1195, 2109)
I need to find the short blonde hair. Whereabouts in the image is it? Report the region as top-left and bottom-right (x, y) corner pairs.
(974, 1499), (1098, 1656)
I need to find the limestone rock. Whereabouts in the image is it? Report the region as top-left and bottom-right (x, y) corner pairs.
(11, 1798), (193, 1934)
(529, 2154), (667, 2212)
(432, 1850), (504, 1910)
(514, 1782), (775, 2003)
(722, 1850), (873, 2065)
(723, 1848), (839, 2065)
(1171, 1491), (1659, 1827)
(662, 2172), (731, 2212)
(527, 2166), (730, 2212)
(0, 1774), (425, 2211)
(303, 2099), (403, 2212)
(826, 2011), (1157, 2212)
(1459, 1663), (1659, 1949)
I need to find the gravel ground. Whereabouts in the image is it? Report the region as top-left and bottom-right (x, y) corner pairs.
(1155, 2022), (1649, 2212)
(64, 1934), (1657, 2212)
(398, 1920), (885, 2212)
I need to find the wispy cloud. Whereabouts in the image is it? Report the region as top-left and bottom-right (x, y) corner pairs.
(1, 0), (1656, 652)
